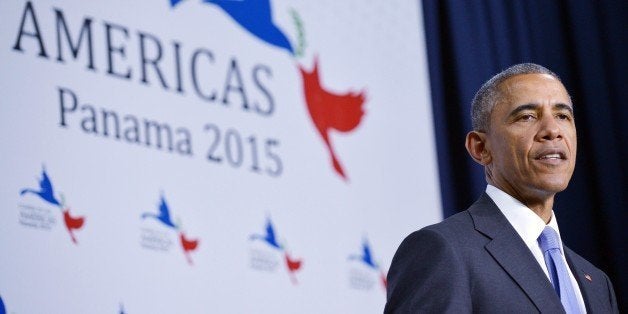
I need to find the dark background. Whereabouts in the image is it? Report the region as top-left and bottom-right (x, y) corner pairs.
(423, 0), (626, 309)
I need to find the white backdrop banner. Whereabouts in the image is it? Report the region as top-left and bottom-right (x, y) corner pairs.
(0, 0), (441, 313)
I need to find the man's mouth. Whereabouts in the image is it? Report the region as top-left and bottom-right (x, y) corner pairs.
(539, 153), (562, 159)
(535, 150), (566, 160)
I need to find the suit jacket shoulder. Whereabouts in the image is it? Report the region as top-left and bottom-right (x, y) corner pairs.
(384, 213), (475, 312)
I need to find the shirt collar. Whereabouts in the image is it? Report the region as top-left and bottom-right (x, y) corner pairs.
(485, 184), (564, 252)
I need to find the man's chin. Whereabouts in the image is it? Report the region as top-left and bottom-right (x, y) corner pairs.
(533, 178), (571, 195)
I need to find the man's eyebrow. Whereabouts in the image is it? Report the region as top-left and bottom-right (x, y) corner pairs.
(554, 103), (574, 115)
(508, 103), (574, 118)
(508, 103), (538, 117)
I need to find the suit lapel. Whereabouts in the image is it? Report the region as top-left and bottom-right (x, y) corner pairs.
(469, 194), (565, 313)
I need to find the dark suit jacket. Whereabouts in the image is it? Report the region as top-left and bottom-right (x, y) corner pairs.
(385, 193), (619, 313)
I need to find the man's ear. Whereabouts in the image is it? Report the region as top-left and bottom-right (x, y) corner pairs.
(465, 131), (491, 165)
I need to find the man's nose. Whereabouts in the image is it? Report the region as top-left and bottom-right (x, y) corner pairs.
(536, 114), (562, 141)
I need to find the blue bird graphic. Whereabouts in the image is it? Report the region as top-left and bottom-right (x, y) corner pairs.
(169, 0), (184, 7)
(20, 167), (61, 207)
(171, 0), (294, 55)
(249, 218), (282, 250)
(349, 238), (379, 270)
(0, 294), (5, 314)
(141, 195), (178, 229)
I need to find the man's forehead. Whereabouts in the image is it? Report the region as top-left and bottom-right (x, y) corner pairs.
(498, 73), (572, 106)
(500, 73), (560, 89)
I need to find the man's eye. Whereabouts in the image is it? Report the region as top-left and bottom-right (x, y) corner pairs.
(519, 114), (535, 121)
(557, 113), (571, 120)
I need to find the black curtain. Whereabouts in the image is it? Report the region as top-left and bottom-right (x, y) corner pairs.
(423, 0), (627, 308)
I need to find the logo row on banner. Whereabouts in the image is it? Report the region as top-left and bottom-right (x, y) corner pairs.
(15, 165), (388, 284)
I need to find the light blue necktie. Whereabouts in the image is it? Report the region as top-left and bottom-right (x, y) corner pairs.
(538, 226), (581, 313)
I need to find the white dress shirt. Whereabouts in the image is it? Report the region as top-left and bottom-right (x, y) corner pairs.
(485, 185), (587, 313)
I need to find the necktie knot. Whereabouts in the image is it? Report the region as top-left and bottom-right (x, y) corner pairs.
(538, 226), (561, 253)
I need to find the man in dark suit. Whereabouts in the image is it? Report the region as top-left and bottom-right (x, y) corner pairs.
(385, 64), (619, 313)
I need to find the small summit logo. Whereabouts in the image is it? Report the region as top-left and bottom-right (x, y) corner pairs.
(18, 166), (86, 244)
(140, 193), (199, 265)
(248, 217), (303, 284)
(348, 237), (387, 291)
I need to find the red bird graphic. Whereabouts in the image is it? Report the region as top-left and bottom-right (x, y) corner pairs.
(380, 271), (388, 290)
(299, 55), (366, 180)
(179, 232), (199, 265)
(62, 208), (85, 244)
(284, 252), (303, 285)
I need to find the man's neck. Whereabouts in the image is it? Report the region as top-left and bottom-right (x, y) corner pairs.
(487, 182), (555, 223)
(524, 199), (554, 224)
